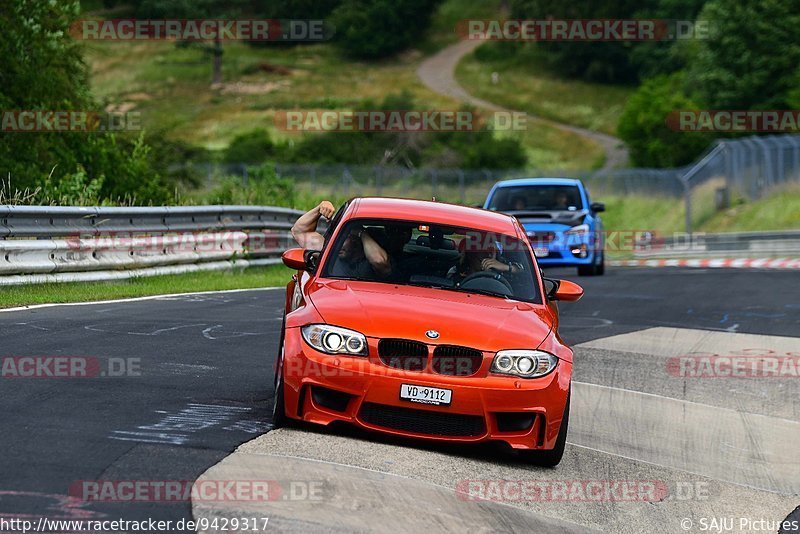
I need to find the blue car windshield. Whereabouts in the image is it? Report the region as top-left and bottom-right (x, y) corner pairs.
(488, 185), (583, 211)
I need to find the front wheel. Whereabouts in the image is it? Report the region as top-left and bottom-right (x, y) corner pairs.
(271, 365), (287, 428)
(577, 252), (604, 276)
(520, 393), (570, 467)
(271, 319), (288, 428)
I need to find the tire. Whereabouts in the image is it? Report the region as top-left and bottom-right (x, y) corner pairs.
(521, 393), (570, 467)
(271, 364), (287, 428)
(271, 318), (288, 428)
(577, 251), (604, 276)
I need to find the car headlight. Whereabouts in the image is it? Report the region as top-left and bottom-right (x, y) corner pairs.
(565, 224), (589, 236)
(491, 350), (558, 378)
(301, 324), (368, 356)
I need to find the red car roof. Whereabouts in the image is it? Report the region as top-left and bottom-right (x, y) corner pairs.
(347, 197), (521, 236)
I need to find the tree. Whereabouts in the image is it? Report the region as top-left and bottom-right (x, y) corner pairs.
(617, 74), (712, 167)
(331, 0), (443, 59)
(510, 0), (650, 83)
(630, 0), (708, 79)
(134, 0), (250, 85)
(686, 0), (800, 109)
(0, 0), (171, 203)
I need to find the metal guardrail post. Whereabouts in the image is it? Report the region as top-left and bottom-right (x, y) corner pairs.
(790, 137), (800, 181)
(680, 142), (724, 236)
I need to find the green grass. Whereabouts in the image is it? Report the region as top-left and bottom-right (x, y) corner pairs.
(594, 185), (800, 258)
(600, 195), (685, 235)
(455, 44), (634, 136)
(700, 184), (800, 233)
(0, 264), (291, 309)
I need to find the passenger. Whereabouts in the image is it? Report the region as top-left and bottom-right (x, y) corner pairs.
(290, 200), (391, 278)
(383, 225), (415, 281)
(330, 226), (392, 279)
(290, 200), (335, 251)
(511, 196), (527, 210)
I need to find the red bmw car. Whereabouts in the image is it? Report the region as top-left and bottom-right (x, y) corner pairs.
(274, 198), (583, 466)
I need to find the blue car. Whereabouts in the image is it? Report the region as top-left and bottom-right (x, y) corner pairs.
(483, 178), (606, 276)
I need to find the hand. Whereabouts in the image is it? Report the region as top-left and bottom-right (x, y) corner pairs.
(318, 200), (335, 220)
(481, 258), (509, 272)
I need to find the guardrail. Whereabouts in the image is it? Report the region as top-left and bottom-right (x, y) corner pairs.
(633, 230), (800, 259)
(0, 206), (303, 285)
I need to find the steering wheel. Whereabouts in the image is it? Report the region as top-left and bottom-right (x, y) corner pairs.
(459, 270), (514, 293)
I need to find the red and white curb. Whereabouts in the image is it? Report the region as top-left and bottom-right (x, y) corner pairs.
(610, 258), (800, 269)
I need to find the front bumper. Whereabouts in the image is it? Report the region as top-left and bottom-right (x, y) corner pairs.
(281, 328), (572, 450)
(533, 238), (598, 266)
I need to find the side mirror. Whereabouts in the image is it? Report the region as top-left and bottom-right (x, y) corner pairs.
(545, 278), (584, 302)
(590, 202), (605, 213)
(282, 248), (307, 271)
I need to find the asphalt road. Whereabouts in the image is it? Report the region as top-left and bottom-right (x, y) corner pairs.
(1, 267), (798, 532)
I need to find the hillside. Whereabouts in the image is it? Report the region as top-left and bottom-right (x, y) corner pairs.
(83, 2), (604, 170)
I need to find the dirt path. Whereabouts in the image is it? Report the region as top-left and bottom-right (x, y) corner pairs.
(417, 40), (629, 170)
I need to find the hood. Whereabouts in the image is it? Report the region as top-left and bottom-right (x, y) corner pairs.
(513, 209), (587, 231)
(306, 280), (553, 351)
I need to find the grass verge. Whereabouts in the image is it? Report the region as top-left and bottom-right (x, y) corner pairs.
(0, 264), (291, 309)
(700, 184), (800, 233)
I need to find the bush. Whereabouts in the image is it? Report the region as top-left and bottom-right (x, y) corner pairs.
(223, 129), (275, 165)
(205, 165), (296, 206)
(424, 123), (527, 169)
(331, 0), (443, 59)
(617, 74), (712, 167)
(39, 167), (105, 206)
(283, 93), (527, 169)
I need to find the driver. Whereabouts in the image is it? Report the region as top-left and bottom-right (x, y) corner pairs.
(448, 237), (522, 283)
(553, 191), (570, 209)
(511, 196), (527, 210)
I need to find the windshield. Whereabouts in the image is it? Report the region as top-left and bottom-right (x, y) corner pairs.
(321, 219), (541, 304)
(488, 185), (584, 212)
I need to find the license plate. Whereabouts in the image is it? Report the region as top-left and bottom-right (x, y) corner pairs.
(534, 247), (549, 257)
(400, 384), (452, 406)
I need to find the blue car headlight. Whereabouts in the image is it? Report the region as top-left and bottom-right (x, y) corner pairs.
(565, 224), (590, 239)
(565, 224), (591, 257)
